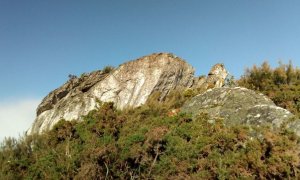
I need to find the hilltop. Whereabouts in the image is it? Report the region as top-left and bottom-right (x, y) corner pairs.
(28, 53), (227, 134)
(1, 53), (300, 179)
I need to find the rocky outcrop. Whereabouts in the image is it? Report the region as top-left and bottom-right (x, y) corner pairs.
(28, 53), (203, 134)
(36, 70), (107, 116)
(92, 53), (195, 108)
(192, 63), (228, 90)
(206, 63), (228, 88)
(181, 87), (300, 136)
(29, 52), (300, 137)
(29, 71), (110, 135)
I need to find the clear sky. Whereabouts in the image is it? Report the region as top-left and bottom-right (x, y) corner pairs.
(1, 0), (300, 140)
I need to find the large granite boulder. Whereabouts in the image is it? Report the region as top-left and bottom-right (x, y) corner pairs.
(182, 87), (300, 136)
(28, 53), (197, 134)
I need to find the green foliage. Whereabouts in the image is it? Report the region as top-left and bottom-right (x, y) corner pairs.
(183, 88), (197, 98)
(80, 73), (86, 78)
(102, 66), (114, 74)
(239, 61), (300, 117)
(68, 74), (77, 80)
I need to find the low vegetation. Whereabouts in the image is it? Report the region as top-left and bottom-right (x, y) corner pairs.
(1, 62), (300, 179)
(102, 66), (114, 74)
(238, 61), (300, 117)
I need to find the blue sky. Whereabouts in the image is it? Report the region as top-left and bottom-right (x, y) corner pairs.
(0, 0), (300, 140)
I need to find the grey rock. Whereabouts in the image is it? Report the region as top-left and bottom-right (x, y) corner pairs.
(192, 63), (228, 89)
(181, 87), (300, 136)
(28, 53), (197, 134)
(206, 63), (228, 88)
(36, 70), (107, 116)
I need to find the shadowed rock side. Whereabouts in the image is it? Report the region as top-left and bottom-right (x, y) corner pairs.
(28, 53), (199, 134)
(182, 87), (300, 136)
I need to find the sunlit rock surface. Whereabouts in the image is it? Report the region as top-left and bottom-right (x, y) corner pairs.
(28, 53), (201, 134)
(182, 87), (300, 136)
(192, 63), (228, 89)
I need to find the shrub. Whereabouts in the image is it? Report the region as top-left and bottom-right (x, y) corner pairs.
(102, 66), (114, 74)
(238, 61), (300, 117)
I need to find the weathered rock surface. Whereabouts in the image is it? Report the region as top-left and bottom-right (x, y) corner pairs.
(182, 87), (300, 136)
(36, 70), (107, 116)
(28, 53), (203, 134)
(192, 63), (228, 89)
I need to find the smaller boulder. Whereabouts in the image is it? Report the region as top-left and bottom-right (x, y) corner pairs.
(193, 63), (228, 90)
(181, 87), (300, 136)
(206, 63), (228, 88)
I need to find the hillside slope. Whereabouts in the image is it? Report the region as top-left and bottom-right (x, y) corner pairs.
(1, 56), (300, 179)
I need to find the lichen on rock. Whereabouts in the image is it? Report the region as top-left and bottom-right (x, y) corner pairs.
(181, 87), (300, 136)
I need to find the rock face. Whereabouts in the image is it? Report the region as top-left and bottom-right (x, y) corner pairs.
(28, 53), (201, 134)
(206, 63), (228, 88)
(182, 87), (300, 136)
(192, 63), (228, 90)
(36, 70), (106, 116)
